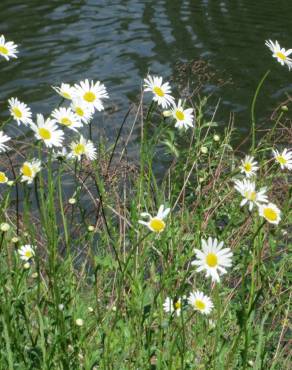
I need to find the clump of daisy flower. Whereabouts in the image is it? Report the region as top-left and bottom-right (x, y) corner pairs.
(234, 179), (268, 211)
(52, 107), (82, 131)
(0, 35), (18, 61)
(30, 114), (64, 148)
(171, 99), (194, 130)
(265, 40), (292, 70)
(52, 83), (75, 100)
(258, 202), (281, 225)
(191, 237), (233, 283)
(70, 135), (97, 161)
(188, 291), (213, 315)
(20, 159), (41, 184)
(163, 297), (182, 317)
(138, 205), (170, 233)
(272, 148), (292, 170)
(8, 98), (32, 126)
(0, 131), (11, 153)
(0, 171), (8, 184)
(72, 79), (109, 113)
(240, 155), (259, 178)
(18, 245), (35, 261)
(144, 75), (175, 109)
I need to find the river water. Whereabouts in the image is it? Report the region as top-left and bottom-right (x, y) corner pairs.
(1, 0), (292, 148)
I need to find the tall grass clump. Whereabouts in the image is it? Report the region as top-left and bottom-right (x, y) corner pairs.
(0, 36), (291, 369)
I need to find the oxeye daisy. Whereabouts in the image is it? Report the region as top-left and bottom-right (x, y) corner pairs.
(70, 135), (96, 161)
(20, 159), (41, 184)
(144, 75), (175, 109)
(272, 148), (292, 170)
(138, 204), (170, 233)
(52, 107), (82, 131)
(52, 147), (68, 161)
(52, 83), (75, 100)
(0, 131), (11, 153)
(240, 155), (259, 178)
(258, 202), (281, 225)
(18, 245), (35, 261)
(0, 35), (18, 61)
(234, 179), (268, 211)
(192, 237), (233, 283)
(30, 114), (64, 148)
(265, 40), (292, 70)
(171, 99), (194, 130)
(0, 171), (8, 184)
(163, 297), (182, 317)
(70, 99), (93, 124)
(72, 79), (109, 112)
(188, 291), (213, 315)
(8, 97), (32, 126)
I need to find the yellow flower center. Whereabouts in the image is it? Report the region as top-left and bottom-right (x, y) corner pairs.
(244, 191), (256, 201)
(175, 110), (185, 121)
(149, 217), (165, 233)
(244, 163), (252, 172)
(83, 91), (96, 102)
(276, 52), (286, 61)
(75, 107), (84, 116)
(276, 155), (287, 165)
(21, 164), (33, 178)
(0, 46), (9, 55)
(195, 299), (206, 311)
(206, 253), (218, 267)
(153, 86), (165, 97)
(0, 172), (7, 183)
(61, 117), (72, 126)
(174, 301), (181, 310)
(62, 92), (71, 99)
(12, 107), (22, 118)
(25, 250), (33, 259)
(263, 207), (277, 222)
(38, 128), (51, 140)
(74, 143), (85, 156)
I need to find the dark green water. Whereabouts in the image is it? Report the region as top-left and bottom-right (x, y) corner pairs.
(1, 0), (292, 145)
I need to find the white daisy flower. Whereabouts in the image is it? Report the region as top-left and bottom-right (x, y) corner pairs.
(258, 202), (281, 225)
(52, 83), (75, 100)
(70, 99), (93, 124)
(51, 107), (82, 131)
(8, 97), (32, 126)
(0, 171), (8, 184)
(265, 40), (292, 70)
(72, 79), (109, 112)
(0, 35), (18, 61)
(0, 131), (11, 153)
(70, 135), (96, 161)
(144, 75), (175, 109)
(18, 245), (35, 261)
(234, 179), (268, 211)
(52, 147), (68, 161)
(163, 297), (182, 317)
(138, 204), (170, 233)
(171, 99), (194, 129)
(191, 237), (233, 283)
(240, 155), (259, 178)
(272, 148), (292, 170)
(20, 159), (41, 184)
(188, 291), (213, 315)
(30, 114), (64, 148)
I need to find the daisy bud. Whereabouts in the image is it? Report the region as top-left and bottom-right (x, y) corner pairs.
(75, 318), (84, 326)
(69, 197), (76, 205)
(32, 272), (38, 279)
(88, 225), (95, 232)
(7, 180), (14, 186)
(281, 105), (288, 112)
(11, 236), (19, 243)
(200, 146), (208, 154)
(88, 306), (94, 313)
(58, 304), (64, 311)
(213, 134), (220, 142)
(162, 110), (172, 117)
(0, 222), (10, 232)
(23, 262), (30, 269)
